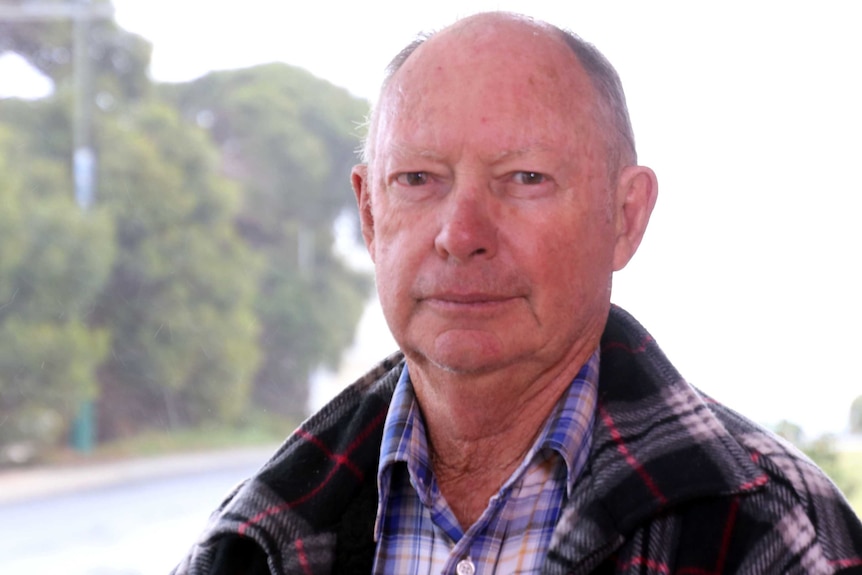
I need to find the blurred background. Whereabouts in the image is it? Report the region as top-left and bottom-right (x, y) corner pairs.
(0, 1), (860, 573)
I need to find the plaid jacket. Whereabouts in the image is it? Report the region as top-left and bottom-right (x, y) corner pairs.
(173, 306), (862, 575)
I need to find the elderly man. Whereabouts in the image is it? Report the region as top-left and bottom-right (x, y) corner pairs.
(174, 12), (862, 575)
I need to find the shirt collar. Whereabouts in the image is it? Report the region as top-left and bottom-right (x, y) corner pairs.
(540, 349), (600, 496)
(375, 349), (600, 540)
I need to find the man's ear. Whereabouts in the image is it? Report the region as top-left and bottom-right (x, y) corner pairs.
(351, 164), (376, 262)
(612, 165), (658, 271)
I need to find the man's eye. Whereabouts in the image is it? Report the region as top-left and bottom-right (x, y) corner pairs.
(396, 172), (429, 186)
(513, 171), (546, 185)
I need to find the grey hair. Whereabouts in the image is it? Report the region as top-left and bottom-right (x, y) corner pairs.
(359, 18), (637, 180)
(555, 27), (637, 175)
(358, 32), (434, 164)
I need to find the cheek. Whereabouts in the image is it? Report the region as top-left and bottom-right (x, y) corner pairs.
(529, 214), (615, 297)
(372, 189), (444, 255)
(370, 206), (432, 308)
(372, 208), (419, 264)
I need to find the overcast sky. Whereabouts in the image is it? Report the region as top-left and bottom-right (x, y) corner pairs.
(3, 1), (861, 436)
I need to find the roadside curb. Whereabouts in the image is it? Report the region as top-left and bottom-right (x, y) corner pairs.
(0, 445), (277, 506)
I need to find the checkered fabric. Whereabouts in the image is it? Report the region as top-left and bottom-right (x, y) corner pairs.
(372, 353), (598, 574)
(172, 306), (862, 575)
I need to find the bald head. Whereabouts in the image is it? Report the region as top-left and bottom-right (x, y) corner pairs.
(362, 12), (636, 179)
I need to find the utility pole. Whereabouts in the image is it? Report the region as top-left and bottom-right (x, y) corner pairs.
(0, 1), (113, 208)
(72, 0), (96, 209)
(0, 0), (114, 453)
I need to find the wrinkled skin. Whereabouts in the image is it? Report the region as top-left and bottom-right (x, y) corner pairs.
(351, 12), (657, 527)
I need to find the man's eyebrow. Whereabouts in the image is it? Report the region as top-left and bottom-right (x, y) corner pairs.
(488, 145), (556, 163)
(387, 144), (446, 162)
(386, 144), (557, 164)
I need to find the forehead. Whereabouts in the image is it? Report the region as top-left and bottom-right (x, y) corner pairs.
(372, 16), (601, 160)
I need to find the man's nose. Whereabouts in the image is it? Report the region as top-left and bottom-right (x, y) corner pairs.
(433, 182), (498, 262)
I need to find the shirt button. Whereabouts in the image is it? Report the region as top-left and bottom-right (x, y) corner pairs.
(456, 559), (475, 575)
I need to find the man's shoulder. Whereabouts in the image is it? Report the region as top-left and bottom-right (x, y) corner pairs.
(171, 353), (404, 575)
(708, 397), (859, 512)
(706, 396), (850, 511)
(591, 307), (862, 570)
(693, 396), (862, 572)
(287, 351), (404, 444)
(258, 350), (404, 493)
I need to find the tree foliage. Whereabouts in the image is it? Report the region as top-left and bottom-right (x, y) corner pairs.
(159, 64), (372, 417)
(0, 9), (373, 450)
(159, 63), (367, 227)
(92, 101), (263, 437)
(0, 121), (114, 452)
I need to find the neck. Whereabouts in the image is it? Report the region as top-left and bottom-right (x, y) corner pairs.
(405, 343), (596, 527)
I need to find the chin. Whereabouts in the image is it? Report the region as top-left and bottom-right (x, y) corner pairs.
(417, 332), (520, 375)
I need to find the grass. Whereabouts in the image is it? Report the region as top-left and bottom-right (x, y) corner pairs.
(93, 424), (286, 459)
(43, 410), (299, 466)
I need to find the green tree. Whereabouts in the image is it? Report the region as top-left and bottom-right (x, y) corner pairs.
(2, 13), (264, 441)
(0, 122), (115, 457)
(3, 12), (374, 441)
(160, 64), (372, 417)
(92, 101), (263, 438)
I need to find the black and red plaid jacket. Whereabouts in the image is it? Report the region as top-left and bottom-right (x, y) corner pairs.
(173, 306), (862, 574)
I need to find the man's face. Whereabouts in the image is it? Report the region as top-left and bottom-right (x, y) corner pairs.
(354, 17), (626, 378)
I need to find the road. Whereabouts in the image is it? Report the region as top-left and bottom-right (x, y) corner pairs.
(0, 453), (268, 575)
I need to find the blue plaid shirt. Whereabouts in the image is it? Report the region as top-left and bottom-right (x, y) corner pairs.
(373, 350), (599, 575)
